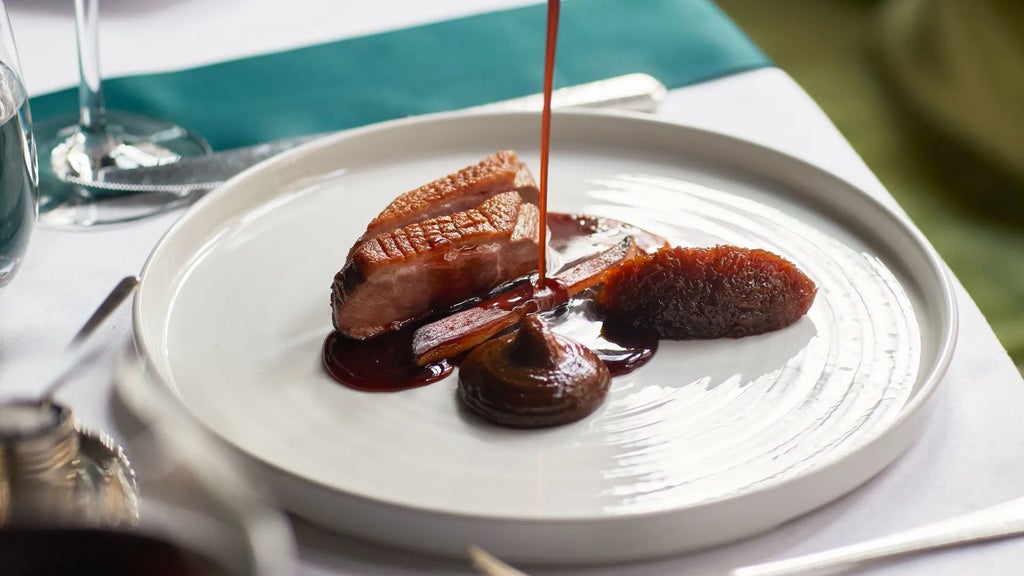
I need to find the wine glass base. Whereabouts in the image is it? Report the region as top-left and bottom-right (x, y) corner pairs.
(35, 111), (211, 228)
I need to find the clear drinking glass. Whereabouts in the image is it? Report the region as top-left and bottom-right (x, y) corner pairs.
(0, 1), (37, 289)
(33, 0), (209, 228)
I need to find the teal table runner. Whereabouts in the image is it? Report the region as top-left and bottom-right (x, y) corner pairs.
(30, 0), (770, 151)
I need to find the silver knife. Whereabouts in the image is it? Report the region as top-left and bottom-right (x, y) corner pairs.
(68, 73), (667, 195)
(731, 495), (1024, 576)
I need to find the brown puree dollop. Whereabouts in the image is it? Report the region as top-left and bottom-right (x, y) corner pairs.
(458, 315), (611, 428)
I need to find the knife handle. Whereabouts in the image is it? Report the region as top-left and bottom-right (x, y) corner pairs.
(731, 496), (1024, 576)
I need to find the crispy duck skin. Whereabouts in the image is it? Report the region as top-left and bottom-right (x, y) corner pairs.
(359, 151), (539, 244)
(412, 237), (641, 365)
(332, 190), (540, 340)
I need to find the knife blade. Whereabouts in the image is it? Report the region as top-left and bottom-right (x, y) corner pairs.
(66, 73), (667, 195)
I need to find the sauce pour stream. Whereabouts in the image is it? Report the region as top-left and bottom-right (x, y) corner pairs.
(537, 0), (559, 286)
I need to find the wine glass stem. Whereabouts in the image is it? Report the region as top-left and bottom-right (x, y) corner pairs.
(75, 0), (105, 135)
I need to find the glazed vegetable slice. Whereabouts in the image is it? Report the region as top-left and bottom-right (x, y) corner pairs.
(412, 237), (641, 365)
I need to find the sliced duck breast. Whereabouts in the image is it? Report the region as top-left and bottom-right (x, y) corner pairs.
(332, 190), (540, 339)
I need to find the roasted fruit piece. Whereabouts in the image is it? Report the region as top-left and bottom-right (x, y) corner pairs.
(598, 245), (817, 339)
(332, 190), (540, 339)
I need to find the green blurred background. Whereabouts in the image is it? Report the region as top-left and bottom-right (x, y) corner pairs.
(717, 0), (1024, 372)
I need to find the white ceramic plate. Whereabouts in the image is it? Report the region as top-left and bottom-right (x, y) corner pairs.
(123, 110), (956, 564)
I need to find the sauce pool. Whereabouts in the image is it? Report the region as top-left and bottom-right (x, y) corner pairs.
(546, 299), (659, 376)
(323, 329), (453, 392)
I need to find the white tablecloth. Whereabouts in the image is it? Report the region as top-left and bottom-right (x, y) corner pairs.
(3, 1), (1023, 574)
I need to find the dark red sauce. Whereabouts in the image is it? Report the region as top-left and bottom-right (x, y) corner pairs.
(323, 328), (453, 392)
(546, 299), (658, 376)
